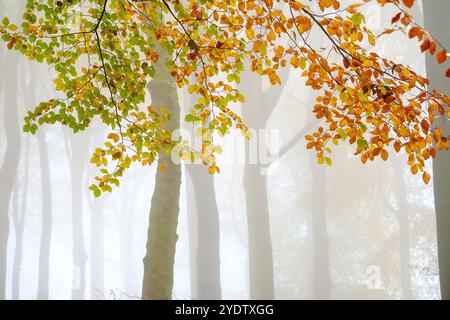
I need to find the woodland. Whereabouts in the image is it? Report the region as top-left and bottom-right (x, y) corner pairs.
(0, 0), (449, 300)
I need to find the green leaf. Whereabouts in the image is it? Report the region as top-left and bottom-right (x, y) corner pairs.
(351, 13), (363, 26)
(185, 114), (195, 122)
(357, 138), (368, 149)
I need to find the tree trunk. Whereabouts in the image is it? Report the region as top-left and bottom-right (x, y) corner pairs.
(309, 154), (332, 299)
(241, 72), (280, 299)
(12, 137), (29, 299)
(186, 166), (222, 299)
(119, 185), (134, 295)
(243, 162), (274, 299)
(69, 136), (89, 299)
(141, 43), (181, 300)
(0, 53), (21, 299)
(423, 0), (450, 300)
(183, 86), (222, 299)
(37, 130), (52, 299)
(11, 182), (21, 299)
(185, 173), (199, 299)
(90, 197), (104, 299)
(392, 161), (413, 299)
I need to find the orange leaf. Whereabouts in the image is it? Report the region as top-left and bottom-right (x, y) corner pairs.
(402, 0), (414, 8)
(429, 41), (437, 55)
(408, 26), (423, 40)
(391, 12), (401, 24)
(422, 172), (431, 184)
(381, 149), (388, 161)
(437, 50), (447, 64)
(420, 39), (431, 53)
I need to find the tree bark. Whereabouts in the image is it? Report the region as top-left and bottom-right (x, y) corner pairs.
(141, 43), (181, 300)
(423, 0), (450, 300)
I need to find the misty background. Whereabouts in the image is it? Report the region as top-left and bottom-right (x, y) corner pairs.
(0, 0), (444, 299)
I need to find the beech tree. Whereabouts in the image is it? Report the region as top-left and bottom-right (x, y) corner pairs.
(0, 0), (448, 299)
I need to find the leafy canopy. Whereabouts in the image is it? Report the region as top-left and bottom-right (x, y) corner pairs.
(0, 0), (449, 195)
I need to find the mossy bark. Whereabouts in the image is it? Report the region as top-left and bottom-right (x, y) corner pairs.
(141, 43), (181, 300)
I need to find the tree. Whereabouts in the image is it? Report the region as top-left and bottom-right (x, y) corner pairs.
(0, 0), (448, 299)
(183, 88), (222, 300)
(141, 40), (182, 300)
(239, 66), (290, 299)
(0, 51), (20, 300)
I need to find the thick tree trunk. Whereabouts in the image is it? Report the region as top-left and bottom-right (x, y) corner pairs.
(0, 54), (20, 299)
(37, 130), (52, 299)
(141, 44), (181, 300)
(423, 0), (450, 300)
(186, 166), (222, 299)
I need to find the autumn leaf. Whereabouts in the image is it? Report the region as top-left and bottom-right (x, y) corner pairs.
(402, 0), (414, 8)
(437, 50), (447, 64)
(423, 172), (431, 185)
(420, 39), (431, 52)
(408, 27), (423, 40)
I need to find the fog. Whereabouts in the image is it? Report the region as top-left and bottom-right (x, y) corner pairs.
(0, 0), (446, 300)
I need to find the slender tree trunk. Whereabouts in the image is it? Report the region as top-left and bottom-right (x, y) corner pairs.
(12, 137), (29, 299)
(241, 72), (279, 299)
(243, 161), (274, 299)
(69, 136), (89, 299)
(90, 196), (104, 299)
(423, 0), (450, 300)
(185, 172), (199, 299)
(36, 130), (52, 299)
(11, 183), (20, 299)
(0, 53), (21, 299)
(392, 161), (413, 299)
(186, 166), (222, 299)
(119, 186), (134, 295)
(308, 153), (332, 299)
(183, 88), (222, 299)
(141, 43), (181, 300)
(86, 132), (104, 299)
